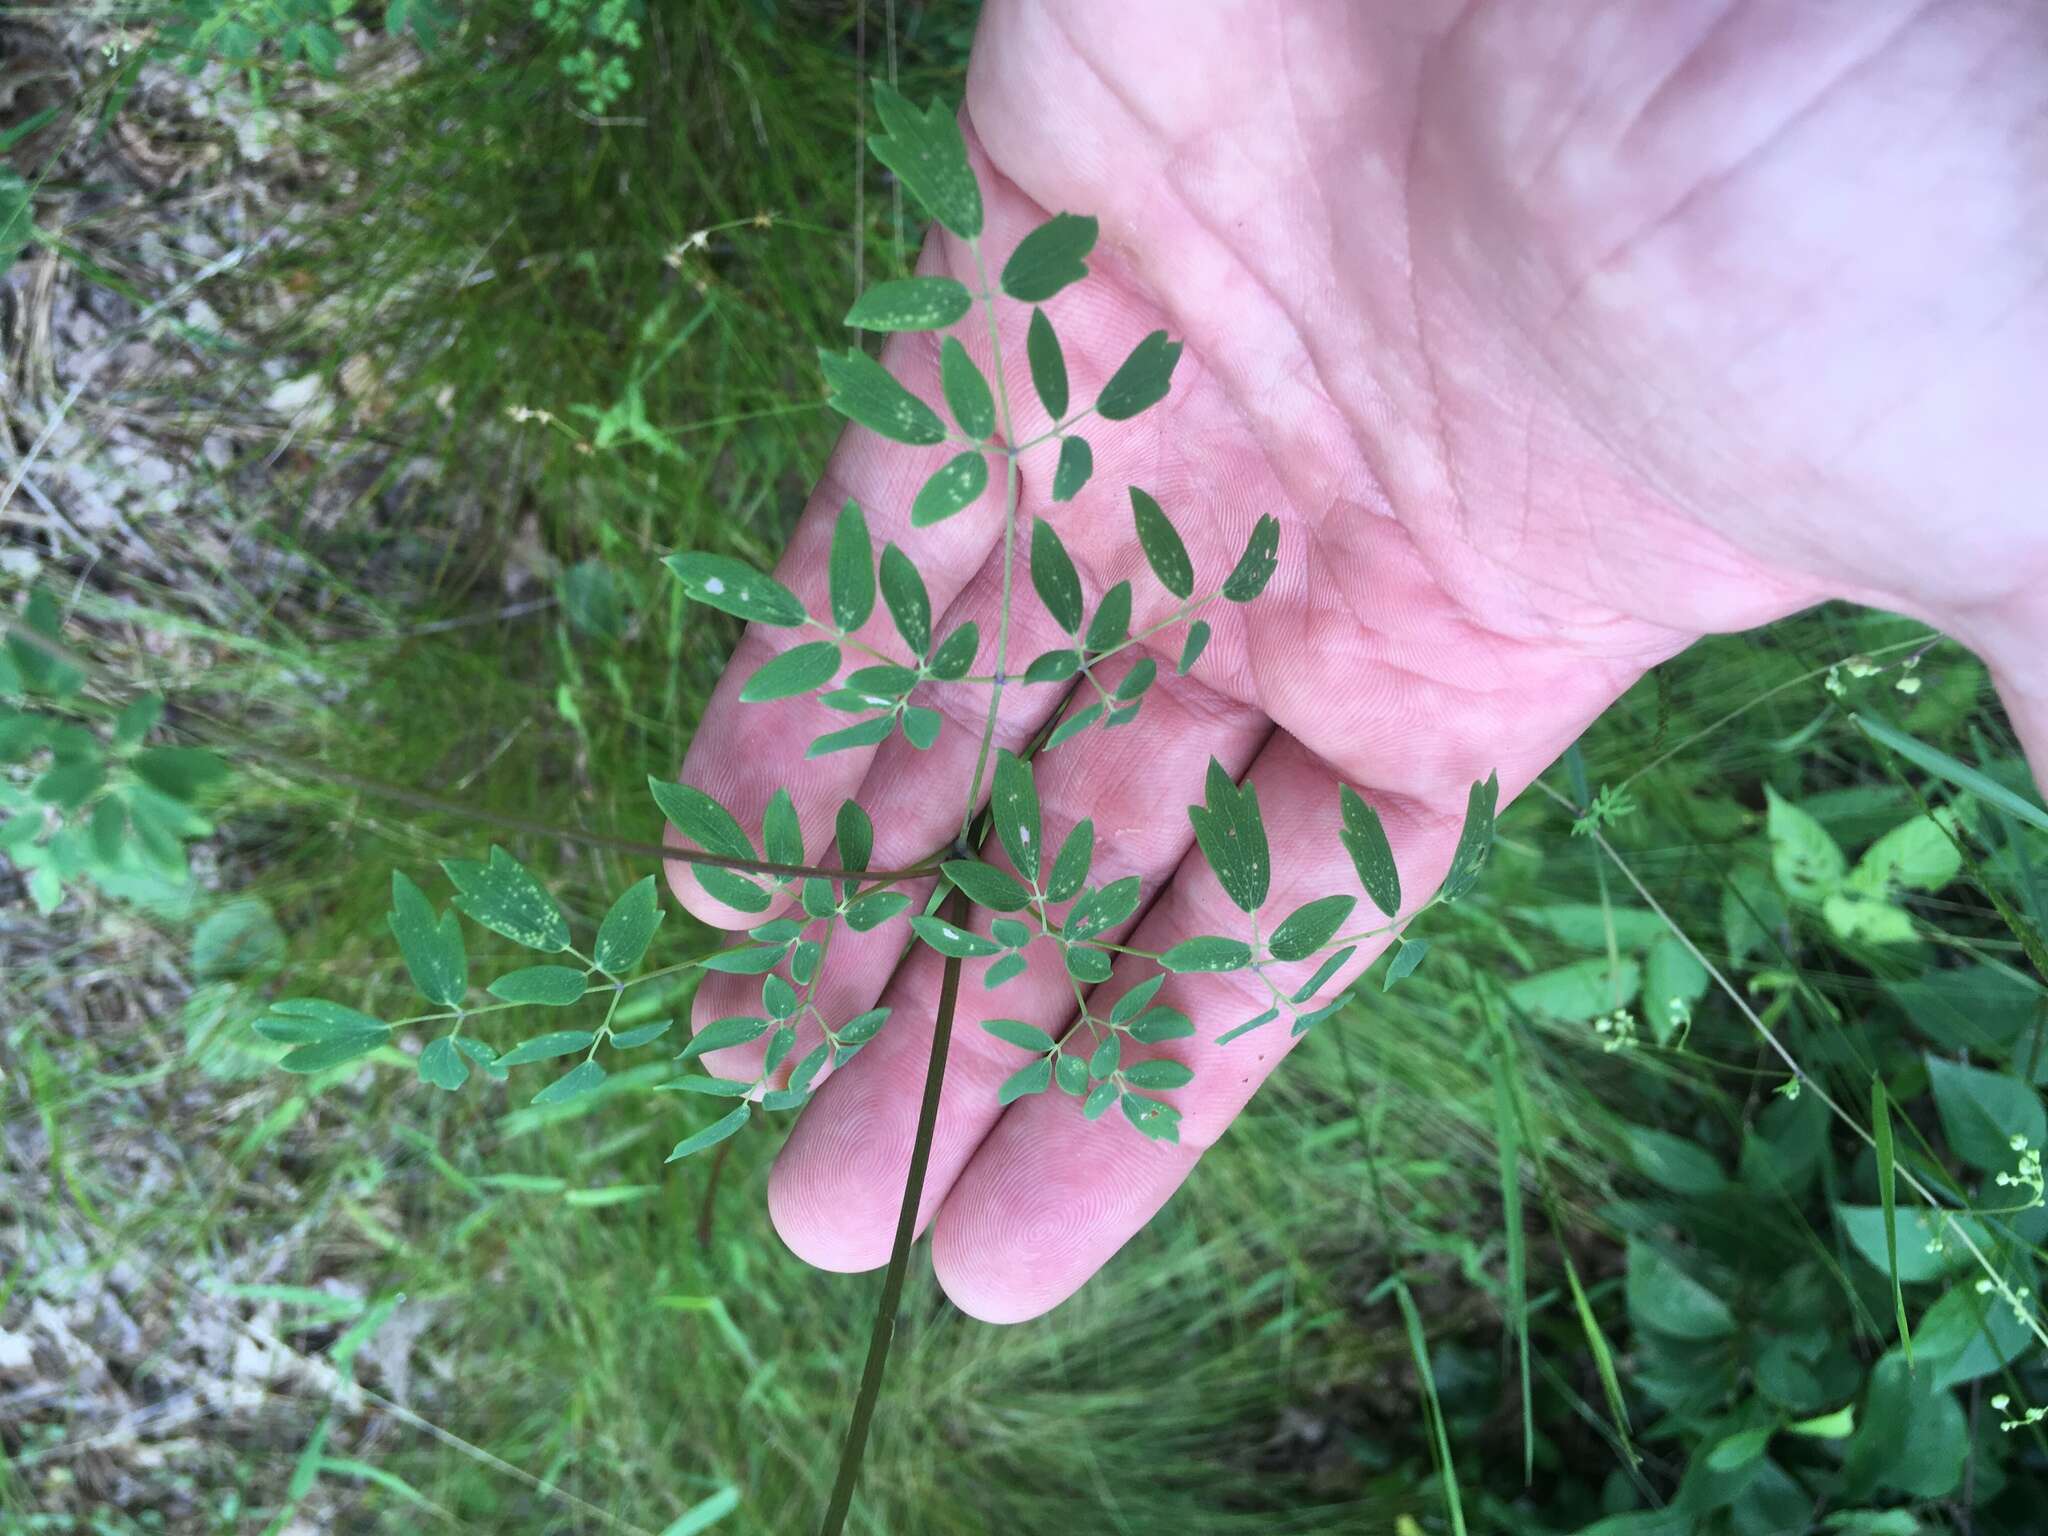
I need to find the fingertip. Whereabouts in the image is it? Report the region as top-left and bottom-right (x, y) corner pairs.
(765, 1116), (899, 1274)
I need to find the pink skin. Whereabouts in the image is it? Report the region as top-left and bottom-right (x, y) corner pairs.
(668, 0), (2048, 1322)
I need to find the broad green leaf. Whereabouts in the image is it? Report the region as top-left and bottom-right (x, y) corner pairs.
(983, 1018), (1055, 1053)
(1338, 785), (1401, 919)
(1177, 620), (1210, 675)
(7, 589), (84, 696)
(1051, 435), (1093, 501)
(1841, 1350), (1967, 1500)
(1130, 1008), (1193, 1043)
(193, 898), (285, 979)
(132, 746), (227, 800)
(488, 965), (588, 1007)
(837, 1008), (890, 1048)
(1089, 1033), (1121, 1077)
(837, 798), (874, 875)
(1925, 1055), (2045, 1171)
(1822, 887), (1916, 945)
(901, 706), (942, 750)
(1643, 933), (1708, 1042)
(999, 1057), (1054, 1104)
(1268, 894), (1355, 962)
(1440, 773), (1500, 902)
(1851, 810), (1962, 893)
(647, 779), (767, 912)
(829, 501), (875, 633)
(558, 558), (627, 643)
(762, 789), (802, 868)
(944, 858), (1032, 912)
(845, 664), (918, 698)
(443, 846), (571, 952)
(1025, 649), (1081, 683)
(939, 337), (995, 440)
(1122, 1058), (1192, 1090)
(1082, 1080), (1118, 1119)
(1623, 1126), (1727, 1195)
(662, 552), (807, 627)
(1625, 1240), (1734, 1340)
(818, 346), (946, 445)
(740, 641), (841, 702)
(1187, 757), (1268, 915)
(1221, 514), (1280, 602)
(1383, 936), (1428, 989)
(1046, 818), (1092, 902)
(910, 450), (990, 527)
(1026, 307), (1067, 419)
(995, 753), (1040, 884)
(810, 716), (894, 759)
(666, 1103), (751, 1161)
(389, 870), (467, 1005)
(1704, 1427), (1772, 1473)
(1837, 1204), (1985, 1283)
(928, 621), (979, 679)
(867, 83), (982, 239)
(1030, 517), (1083, 634)
(1095, 330), (1181, 421)
(1115, 658), (1157, 702)
(1766, 786), (1847, 904)
(879, 543), (931, 656)
(1001, 213), (1097, 302)
(1128, 487), (1194, 600)
(700, 945), (788, 975)
(1109, 974), (1165, 1025)
(844, 889), (909, 931)
(1292, 945), (1356, 1003)
(991, 918), (1035, 949)
(418, 1036), (469, 1091)
(659, 1076), (754, 1099)
(1915, 1284), (2033, 1390)
(911, 915), (1002, 958)
(680, 1017), (770, 1061)
(1067, 876), (1141, 942)
(762, 1019), (797, 1067)
(1505, 955), (1640, 1022)
(1055, 1052), (1089, 1094)
(1121, 1092), (1181, 1142)
(497, 1036), (598, 1073)
(843, 275), (972, 331)
(594, 876), (663, 975)
(1084, 581), (1131, 653)
(1161, 935), (1253, 972)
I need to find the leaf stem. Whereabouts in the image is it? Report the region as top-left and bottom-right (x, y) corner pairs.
(818, 885), (968, 1534)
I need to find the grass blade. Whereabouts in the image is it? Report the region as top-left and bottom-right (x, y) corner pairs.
(1489, 1052), (1533, 1484)
(1873, 1075), (1912, 1365)
(1561, 1255), (1637, 1468)
(1395, 1278), (1468, 1536)
(1852, 711), (2048, 834)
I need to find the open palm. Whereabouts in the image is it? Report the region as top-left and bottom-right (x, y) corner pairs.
(669, 0), (2048, 1321)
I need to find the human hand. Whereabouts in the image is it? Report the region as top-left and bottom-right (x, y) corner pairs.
(668, 0), (2048, 1321)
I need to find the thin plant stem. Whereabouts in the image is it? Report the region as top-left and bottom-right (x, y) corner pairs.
(959, 235), (1021, 843)
(818, 885), (968, 1536)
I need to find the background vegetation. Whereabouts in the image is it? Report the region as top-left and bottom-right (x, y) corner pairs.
(4, 3), (2043, 1532)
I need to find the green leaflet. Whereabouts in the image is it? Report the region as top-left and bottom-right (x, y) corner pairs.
(1383, 937), (1429, 989)
(818, 346), (946, 445)
(1095, 330), (1181, 421)
(911, 914), (1001, 958)
(945, 858), (1032, 912)
(1051, 436), (1093, 501)
(843, 275), (972, 332)
(1187, 758), (1268, 915)
(1084, 581), (1131, 653)
(1000, 212), (1097, 302)
(1221, 515), (1281, 602)
(488, 965), (588, 1007)
(762, 789), (802, 867)
(663, 552), (807, 627)
(1066, 876), (1141, 942)
(1161, 935), (1253, 972)
(993, 751), (1042, 884)
(983, 1017), (1056, 1054)
(1339, 784), (1401, 918)
(497, 1030), (596, 1066)
(1030, 517), (1083, 634)
(740, 641), (841, 701)
(1129, 487), (1194, 599)
(443, 846), (571, 952)
(1177, 620), (1211, 675)
(532, 1058), (606, 1107)
(901, 705), (941, 749)
(910, 450), (990, 527)
(680, 1016), (769, 1060)
(928, 622), (980, 680)
(1123, 1059), (1192, 1090)
(1026, 307), (1067, 420)
(829, 501), (875, 633)
(593, 876), (663, 975)
(1441, 774), (1500, 902)
(1267, 894), (1355, 962)
(879, 543), (931, 657)
(939, 337), (995, 441)
(867, 83), (982, 239)
(667, 1105), (752, 1161)
(417, 1036), (468, 1091)
(389, 870), (467, 1006)
(999, 1057), (1054, 1105)
(1046, 818), (1093, 902)
(836, 798), (874, 876)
